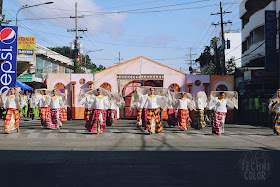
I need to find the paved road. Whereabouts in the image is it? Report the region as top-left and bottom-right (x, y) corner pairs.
(0, 119), (279, 186)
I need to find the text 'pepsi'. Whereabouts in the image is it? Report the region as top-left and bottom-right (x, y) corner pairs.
(0, 26), (18, 93)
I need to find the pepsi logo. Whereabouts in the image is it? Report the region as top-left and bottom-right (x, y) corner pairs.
(0, 28), (16, 44)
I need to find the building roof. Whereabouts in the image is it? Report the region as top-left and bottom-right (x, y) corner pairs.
(95, 56), (186, 75)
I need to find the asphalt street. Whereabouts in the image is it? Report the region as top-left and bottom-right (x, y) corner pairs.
(0, 118), (279, 186)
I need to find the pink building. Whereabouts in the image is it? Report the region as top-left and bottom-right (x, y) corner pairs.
(48, 56), (234, 121)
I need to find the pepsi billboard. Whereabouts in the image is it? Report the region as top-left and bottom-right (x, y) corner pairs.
(0, 26), (18, 93)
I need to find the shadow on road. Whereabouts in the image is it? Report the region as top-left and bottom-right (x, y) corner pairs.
(0, 150), (278, 186)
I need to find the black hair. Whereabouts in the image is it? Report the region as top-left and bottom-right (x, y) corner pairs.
(219, 92), (225, 96)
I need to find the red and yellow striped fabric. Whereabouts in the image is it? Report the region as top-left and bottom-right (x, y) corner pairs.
(177, 109), (190, 131)
(40, 107), (50, 127)
(147, 109), (163, 133)
(4, 108), (20, 132)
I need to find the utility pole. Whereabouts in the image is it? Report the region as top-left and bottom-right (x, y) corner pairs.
(211, 2), (232, 75)
(116, 52), (123, 64)
(67, 2), (87, 72)
(0, 0), (3, 26)
(186, 47), (196, 74)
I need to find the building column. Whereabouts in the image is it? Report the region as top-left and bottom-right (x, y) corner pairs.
(187, 82), (193, 93)
(70, 81), (76, 119)
(203, 83), (209, 95)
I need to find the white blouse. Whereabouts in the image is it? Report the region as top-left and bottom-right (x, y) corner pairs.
(197, 99), (207, 110)
(88, 95), (110, 110)
(36, 95), (49, 108)
(4, 95), (20, 109)
(144, 95), (162, 109)
(176, 98), (192, 110)
(109, 99), (118, 110)
(215, 98), (228, 113)
(49, 96), (63, 109)
(269, 99), (280, 112)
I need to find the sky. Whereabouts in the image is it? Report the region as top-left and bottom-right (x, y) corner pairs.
(3, 0), (241, 73)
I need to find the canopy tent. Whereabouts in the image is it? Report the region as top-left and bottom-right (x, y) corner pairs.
(16, 80), (33, 93)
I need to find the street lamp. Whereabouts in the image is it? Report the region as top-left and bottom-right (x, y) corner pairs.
(16, 1), (54, 26)
(84, 49), (103, 66)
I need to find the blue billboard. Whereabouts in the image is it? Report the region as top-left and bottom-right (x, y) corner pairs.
(0, 26), (18, 93)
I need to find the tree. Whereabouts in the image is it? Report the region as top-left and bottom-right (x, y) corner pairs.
(48, 46), (106, 73)
(226, 57), (236, 75)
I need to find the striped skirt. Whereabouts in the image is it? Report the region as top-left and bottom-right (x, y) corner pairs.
(85, 108), (93, 124)
(60, 108), (67, 122)
(193, 109), (206, 129)
(142, 108), (148, 128)
(272, 112), (280, 134)
(167, 109), (178, 126)
(137, 109), (143, 127)
(46, 108), (62, 129)
(212, 111), (226, 135)
(4, 108), (20, 132)
(40, 107), (50, 127)
(147, 109), (163, 133)
(177, 109), (191, 131)
(106, 109), (117, 126)
(86, 109), (106, 133)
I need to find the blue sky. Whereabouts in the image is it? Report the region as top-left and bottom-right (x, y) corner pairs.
(3, 0), (240, 73)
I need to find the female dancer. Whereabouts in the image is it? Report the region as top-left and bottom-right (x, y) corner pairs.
(46, 89), (66, 129)
(193, 91), (208, 130)
(269, 89), (280, 135)
(174, 92), (195, 131)
(35, 89), (51, 128)
(209, 91), (238, 136)
(166, 91), (177, 127)
(2, 87), (25, 134)
(84, 88), (110, 134)
(106, 93), (125, 126)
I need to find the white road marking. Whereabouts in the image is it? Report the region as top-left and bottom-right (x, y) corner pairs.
(104, 133), (115, 138)
(23, 130), (36, 133)
(178, 133), (192, 138)
(85, 135), (96, 139)
(47, 133), (58, 139)
(127, 134), (136, 138)
(126, 130), (137, 133)
(76, 130), (86, 133)
(42, 130), (53, 133)
(195, 134), (213, 139)
(59, 129), (69, 133)
(66, 133), (76, 139)
(27, 133), (40, 139)
(109, 129), (120, 133)
(7, 133), (20, 139)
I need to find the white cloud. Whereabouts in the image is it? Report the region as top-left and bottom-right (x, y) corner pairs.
(15, 0), (128, 39)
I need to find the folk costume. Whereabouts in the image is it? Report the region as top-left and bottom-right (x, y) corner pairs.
(1, 88), (25, 134)
(46, 89), (67, 129)
(174, 92), (196, 131)
(106, 92), (125, 126)
(83, 88), (111, 134)
(135, 87), (170, 134)
(268, 89), (280, 135)
(209, 91), (238, 135)
(166, 92), (177, 127)
(34, 89), (51, 127)
(193, 91), (208, 130)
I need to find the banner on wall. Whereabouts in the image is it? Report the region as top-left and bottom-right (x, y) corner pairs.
(0, 26), (18, 93)
(17, 36), (35, 62)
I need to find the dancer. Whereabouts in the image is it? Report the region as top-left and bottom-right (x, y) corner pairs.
(106, 92), (125, 126)
(209, 91), (238, 136)
(83, 88), (111, 134)
(268, 89), (280, 135)
(1, 87), (25, 134)
(79, 88), (93, 126)
(166, 91), (177, 127)
(174, 92), (195, 131)
(137, 87), (170, 134)
(46, 89), (67, 129)
(131, 89), (147, 128)
(35, 89), (51, 127)
(193, 91), (208, 130)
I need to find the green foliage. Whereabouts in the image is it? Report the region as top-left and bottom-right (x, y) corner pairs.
(48, 46), (106, 73)
(226, 57), (236, 75)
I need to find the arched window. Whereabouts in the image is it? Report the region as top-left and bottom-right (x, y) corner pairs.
(100, 82), (112, 92)
(168, 83), (180, 93)
(54, 83), (66, 93)
(216, 84), (228, 91)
